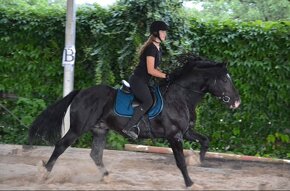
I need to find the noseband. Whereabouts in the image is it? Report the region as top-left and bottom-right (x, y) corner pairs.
(218, 95), (231, 103)
(213, 74), (234, 103)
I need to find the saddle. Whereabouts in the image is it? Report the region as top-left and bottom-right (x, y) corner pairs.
(114, 80), (164, 119)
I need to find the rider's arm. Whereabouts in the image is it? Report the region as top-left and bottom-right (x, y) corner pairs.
(146, 56), (166, 79)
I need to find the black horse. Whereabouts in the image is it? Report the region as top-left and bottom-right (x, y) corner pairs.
(29, 55), (241, 188)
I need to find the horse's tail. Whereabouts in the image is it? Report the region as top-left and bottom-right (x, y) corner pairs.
(29, 90), (80, 145)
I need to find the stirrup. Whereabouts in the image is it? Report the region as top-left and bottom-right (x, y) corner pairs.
(122, 129), (138, 140)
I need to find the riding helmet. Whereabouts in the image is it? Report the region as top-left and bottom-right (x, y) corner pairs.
(150, 21), (169, 37)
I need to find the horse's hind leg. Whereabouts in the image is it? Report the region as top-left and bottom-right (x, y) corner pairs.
(168, 138), (193, 187)
(90, 122), (109, 178)
(45, 129), (79, 171)
(184, 129), (209, 161)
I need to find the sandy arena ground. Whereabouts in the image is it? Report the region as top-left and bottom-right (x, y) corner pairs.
(0, 144), (289, 190)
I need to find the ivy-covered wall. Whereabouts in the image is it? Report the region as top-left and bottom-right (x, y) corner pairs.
(189, 20), (290, 158)
(0, 1), (289, 159)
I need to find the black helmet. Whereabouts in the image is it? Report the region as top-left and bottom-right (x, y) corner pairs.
(150, 21), (168, 37)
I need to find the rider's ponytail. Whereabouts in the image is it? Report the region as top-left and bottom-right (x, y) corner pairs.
(138, 35), (155, 56)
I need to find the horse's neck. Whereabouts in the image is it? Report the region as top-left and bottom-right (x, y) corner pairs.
(184, 90), (204, 109)
(162, 83), (205, 108)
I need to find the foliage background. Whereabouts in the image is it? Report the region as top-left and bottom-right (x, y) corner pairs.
(185, 0), (290, 22)
(0, 0), (289, 159)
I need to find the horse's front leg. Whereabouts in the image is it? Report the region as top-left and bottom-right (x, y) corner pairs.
(90, 122), (109, 178)
(168, 137), (193, 187)
(184, 128), (209, 161)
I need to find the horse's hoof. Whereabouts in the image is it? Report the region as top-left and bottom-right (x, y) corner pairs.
(37, 160), (49, 182)
(187, 183), (204, 190)
(103, 171), (109, 176)
(102, 174), (111, 183)
(200, 153), (206, 162)
(37, 160), (47, 171)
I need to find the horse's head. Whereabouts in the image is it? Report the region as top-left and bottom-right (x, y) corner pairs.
(200, 63), (241, 109)
(173, 54), (241, 109)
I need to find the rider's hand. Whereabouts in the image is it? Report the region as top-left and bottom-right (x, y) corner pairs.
(165, 74), (173, 83)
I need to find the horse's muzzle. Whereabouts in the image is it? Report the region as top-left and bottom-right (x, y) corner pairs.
(230, 99), (241, 109)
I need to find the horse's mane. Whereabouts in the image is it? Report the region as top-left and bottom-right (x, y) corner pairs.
(169, 53), (227, 81)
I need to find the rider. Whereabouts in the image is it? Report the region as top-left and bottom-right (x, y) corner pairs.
(122, 21), (171, 140)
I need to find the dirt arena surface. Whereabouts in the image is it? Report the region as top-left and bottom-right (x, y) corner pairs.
(0, 144), (289, 190)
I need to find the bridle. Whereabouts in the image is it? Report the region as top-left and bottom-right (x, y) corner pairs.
(170, 73), (233, 103)
(218, 95), (231, 103)
(213, 73), (234, 103)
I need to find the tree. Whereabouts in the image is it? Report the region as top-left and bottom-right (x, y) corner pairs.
(0, 0), (66, 12)
(185, 0), (290, 21)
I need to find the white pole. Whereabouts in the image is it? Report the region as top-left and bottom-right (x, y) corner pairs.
(62, 0), (76, 137)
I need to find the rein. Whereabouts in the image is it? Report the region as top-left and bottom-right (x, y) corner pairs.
(174, 83), (205, 95)
(175, 81), (231, 103)
(161, 81), (205, 95)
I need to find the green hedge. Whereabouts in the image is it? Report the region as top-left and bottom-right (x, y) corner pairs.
(189, 20), (290, 158)
(0, 1), (289, 159)
(0, 4), (98, 146)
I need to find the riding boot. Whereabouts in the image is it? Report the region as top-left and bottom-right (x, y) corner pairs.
(122, 106), (146, 140)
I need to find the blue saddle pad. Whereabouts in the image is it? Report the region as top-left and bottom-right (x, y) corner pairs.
(114, 86), (163, 119)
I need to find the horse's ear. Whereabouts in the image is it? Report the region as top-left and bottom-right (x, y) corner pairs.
(215, 63), (224, 68)
(216, 60), (228, 68)
(219, 62), (227, 67)
(223, 59), (229, 67)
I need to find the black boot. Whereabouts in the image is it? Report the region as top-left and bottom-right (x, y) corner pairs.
(122, 107), (146, 140)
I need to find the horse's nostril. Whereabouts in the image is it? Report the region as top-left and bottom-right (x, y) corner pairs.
(235, 100), (241, 108)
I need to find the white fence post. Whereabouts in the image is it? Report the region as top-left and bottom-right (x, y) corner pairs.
(62, 0), (76, 137)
